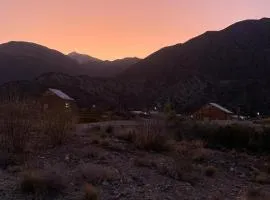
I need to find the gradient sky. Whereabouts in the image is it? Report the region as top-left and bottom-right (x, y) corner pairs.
(1, 0), (269, 60)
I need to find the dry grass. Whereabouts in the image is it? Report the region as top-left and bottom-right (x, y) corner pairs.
(133, 119), (170, 152)
(0, 102), (35, 153)
(80, 163), (119, 185)
(20, 169), (65, 196)
(41, 110), (76, 146)
(84, 183), (99, 200)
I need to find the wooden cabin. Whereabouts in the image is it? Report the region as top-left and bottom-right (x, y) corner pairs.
(39, 88), (78, 113)
(193, 102), (233, 120)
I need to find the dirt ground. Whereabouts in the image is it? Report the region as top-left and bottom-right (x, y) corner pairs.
(1, 122), (270, 200)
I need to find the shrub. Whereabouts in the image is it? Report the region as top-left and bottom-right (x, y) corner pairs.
(133, 119), (170, 152)
(105, 125), (113, 134)
(244, 186), (269, 200)
(80, 163), (119, 185)
(134, 157), (157, 168)
(20, 169), (65, 196)
(84, 183), (99, 200)
(175, 122), (264, 151)
(0, 102), (34, 153)
(115, 130), (135, 142)
(41, 110), (76, 146)
(192, 148), (210, 163)
(204, 166), (217, 177)
(253, 172), (270, 185)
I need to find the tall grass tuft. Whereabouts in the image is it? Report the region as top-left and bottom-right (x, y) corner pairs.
(41, 110), (76, 146)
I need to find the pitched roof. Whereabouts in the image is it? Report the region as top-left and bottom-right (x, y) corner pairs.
(48, 88), (74, 101)
(209, 102), (233, 114)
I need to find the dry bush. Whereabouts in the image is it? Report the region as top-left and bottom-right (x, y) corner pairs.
(105, 125), (113, 134)
(20, 169), (65, 196)
(80, 163), (119, 185)
(134, 157), (157, 168)
(253, 172), (270, 184)
(204, 166), (217, 177)
(0, 101), (36, 153)
(163, 140), (203, 185)
(100, 138), (110, 147)
(242, 186), (269, 200)
(192, 148), (211, 163)
(115, 129), (135, 142)
(133, 119), (170, 152)
(41, 110), (76, 146)
(0, 152), (25, 170)
(84, 183), (99, 200)
(157, 157), (199, 185)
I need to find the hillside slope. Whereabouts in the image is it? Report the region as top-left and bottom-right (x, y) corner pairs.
(121, 18), (270, 115)
(0, 41), (81, 84)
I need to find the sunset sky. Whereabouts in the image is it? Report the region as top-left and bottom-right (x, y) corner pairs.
(1, 0), (269, 60)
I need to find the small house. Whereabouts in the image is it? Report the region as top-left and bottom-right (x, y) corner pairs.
(193, 102), (233, 120)
(39, 88), (77, 113)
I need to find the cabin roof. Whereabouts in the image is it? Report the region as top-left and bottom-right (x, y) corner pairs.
(209, 102), (233, 114)
(48, 88), (74, 101)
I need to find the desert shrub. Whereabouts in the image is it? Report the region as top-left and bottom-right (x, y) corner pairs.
(134, 157), (157, 168)
(20, 169), (65, 196)
(115, 129), (135, 142)
(204, 166), (217, 177)
(100, 138), (110, 147)
(133, 119), (170, 152)
(84, 183), (99, 200)
(80, 163), (119, 185)
(0, 101), (36, 153)
(212, 124), (253, 149)
(253, 172), (270, 185)
(41, 110), (76, 146)
(176, 122), (264, 151)
(168, 157), (200, 186)
(175, 121), (217, 141)
(105, 125), (113, 134)
(259, 127), (270, 151)
(243, 186), (270, 200)
(192, 148), (211, 163)
(87, 125), (101, 132)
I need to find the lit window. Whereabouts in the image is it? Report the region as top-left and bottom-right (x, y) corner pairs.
(65, 103), (70, 109)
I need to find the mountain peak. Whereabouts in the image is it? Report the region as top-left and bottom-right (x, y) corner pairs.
(67, 52), (102, 64)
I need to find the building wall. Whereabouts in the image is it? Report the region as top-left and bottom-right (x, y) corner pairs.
(39, 94), (78, 113)
(194, 104), (231, 120)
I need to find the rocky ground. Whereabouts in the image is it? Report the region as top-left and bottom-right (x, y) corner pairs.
(1, 122), (270, 200)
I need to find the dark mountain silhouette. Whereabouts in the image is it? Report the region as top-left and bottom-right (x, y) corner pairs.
(122, 18), (270, 115)
(68, 52), (102, 64)
(0, 42), (140, 84)
(0, 41), (82, 84)
(70, 52), (141, 77)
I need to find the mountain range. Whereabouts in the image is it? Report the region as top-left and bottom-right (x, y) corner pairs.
(0, 42), (140, 84)
(1, 18), (270, 115)
(68, 52), (140, 77)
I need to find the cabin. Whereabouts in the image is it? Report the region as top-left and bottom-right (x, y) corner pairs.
(39, 88), (77, 113)
(193, 102), (233, 120)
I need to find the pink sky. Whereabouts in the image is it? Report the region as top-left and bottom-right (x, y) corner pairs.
(0, 0), (269, 60)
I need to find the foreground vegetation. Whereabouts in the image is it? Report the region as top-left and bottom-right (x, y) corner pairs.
(1, 99), (270, 199)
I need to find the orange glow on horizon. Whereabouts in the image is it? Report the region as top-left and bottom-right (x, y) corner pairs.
(1, 0), (269, 60)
